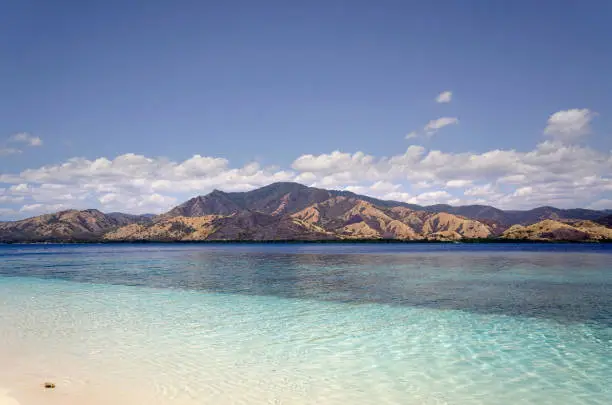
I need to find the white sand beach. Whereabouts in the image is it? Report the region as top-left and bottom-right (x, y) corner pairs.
(0, 389), (19, 405)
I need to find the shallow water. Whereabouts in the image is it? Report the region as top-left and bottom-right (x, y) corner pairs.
(0, 244), (611, 404)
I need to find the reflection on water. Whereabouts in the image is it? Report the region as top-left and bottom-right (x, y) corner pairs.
(1, 244), (611, 325)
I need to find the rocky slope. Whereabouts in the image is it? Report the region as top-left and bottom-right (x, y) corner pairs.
(501, 219), (612, 241)
(105, 196), (493, 241)
(290, 197), (492, 241)
(104, 211), (334, 241)
(0, 209), (152, 242)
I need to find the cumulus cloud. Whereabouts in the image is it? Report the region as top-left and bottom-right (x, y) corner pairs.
(288, 140), (612, 209)
(370, 181), (402, 193)
(374, 189), (461, 206)
(513, 186), (534, 197)
(0, 153), (295, 217)
(11, 183), (30, 192)
(0, 142), (609, 217)
(9, 132), (43, 147)
(20, 203), (69, 213)
(97, 193), (178, 213)
(464, 184), (498, 197)
(408, 191), (454, 205)
(544, 109), (596, 142)
(446, 180), (472, 188)
(435, 91), (452, 103)
(292, 151), (374, 176)
(1, 109), (611, 219)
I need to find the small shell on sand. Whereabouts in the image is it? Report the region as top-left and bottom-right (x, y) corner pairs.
(43, 382), (55, 389)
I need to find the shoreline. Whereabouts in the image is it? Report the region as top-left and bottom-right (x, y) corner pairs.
(1, 238), (612, 245)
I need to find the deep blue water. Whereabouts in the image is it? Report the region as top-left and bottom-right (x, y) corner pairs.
(1, 243), (611, 325)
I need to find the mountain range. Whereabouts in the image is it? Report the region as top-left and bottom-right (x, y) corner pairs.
(1, 182), (611, 243)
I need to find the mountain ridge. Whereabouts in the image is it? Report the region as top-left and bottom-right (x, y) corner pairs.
(1, 182), (610, 242)
(161, 182), (608, 225)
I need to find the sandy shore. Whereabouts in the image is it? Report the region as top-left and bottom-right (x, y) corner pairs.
(0, 389), (19, 405)
(0, 384), (140, 405)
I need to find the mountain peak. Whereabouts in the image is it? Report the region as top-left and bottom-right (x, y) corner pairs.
(253, 182), (310, 193)
(164, 191), (242, 217)
(266, 181), (308, 187)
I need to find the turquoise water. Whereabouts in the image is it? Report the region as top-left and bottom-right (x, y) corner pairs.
(0, 244), (611, 404)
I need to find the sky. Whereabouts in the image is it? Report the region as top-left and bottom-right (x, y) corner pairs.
(1, 0), (612, 219)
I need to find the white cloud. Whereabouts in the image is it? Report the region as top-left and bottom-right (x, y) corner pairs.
(0, 153), (295, 217)
(406, 191), (454, 206)
(498, 175), (526, 184)
(381, 191), (413, 202)
(446, 180), (472, 188)
(1, 108), (611, 219)
(292, 151), (374, 175)
(435, 91), (452, 103)
(294, 172), (317, 184)
(544, 109), (596, 142)
(464, 184), (498, 197)
(406, 117), (459, 139)
(370, 181), (402, 193)
(344, 182), (460, 206)
(375, 189), (458, 206)
(9, 132), (43, 147)
(513, 186), (534, 197)
(19, 203), (69, 213)
(424, 117), (459, 134)
(97, 193), (178, 213)
(11, 183), (30, 192)
(285, 140), (612, 209)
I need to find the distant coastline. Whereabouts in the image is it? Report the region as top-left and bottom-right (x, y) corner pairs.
(2, 238), (612, 245)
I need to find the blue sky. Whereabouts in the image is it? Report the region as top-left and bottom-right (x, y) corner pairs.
(1, 0), (611, 218)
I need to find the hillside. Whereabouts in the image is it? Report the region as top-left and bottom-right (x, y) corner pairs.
(0, 209), (152, 242)
(501, 219), (612, 241)
(106, 196), (493, 242)
(425, 204), (606, 227)
(105, 211), (334, 241)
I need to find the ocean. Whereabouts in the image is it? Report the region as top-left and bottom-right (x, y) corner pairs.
(0, 243), (610, 404)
